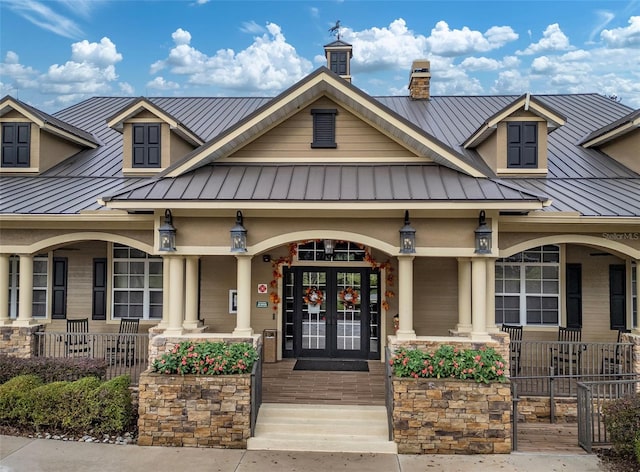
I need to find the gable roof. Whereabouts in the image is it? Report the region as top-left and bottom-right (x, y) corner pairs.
(579, 108), (640, 147)
(160, 67), (487, 178)
(106, 96), (204, 146)
(0, 95), (99, 148)
(462, 93), (567, 148)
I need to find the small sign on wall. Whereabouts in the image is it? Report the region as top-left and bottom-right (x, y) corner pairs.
(256, 301), (269, 308)
(229, 290), (237, 314)
(257, 283), (268, 294)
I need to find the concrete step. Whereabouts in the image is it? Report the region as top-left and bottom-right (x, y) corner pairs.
(248, 403), (397, 454)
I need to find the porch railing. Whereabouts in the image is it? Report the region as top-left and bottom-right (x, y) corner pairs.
(385, 347), (394, 441)
(509, 340), (634, 397)
(577, 378), (640, 453)
(33, 331), (149, 385)
(250, 356), (263, 437)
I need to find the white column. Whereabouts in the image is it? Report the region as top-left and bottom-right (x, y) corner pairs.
(233, 255), (253, 336)
(485, 258), (498, 333)
(14, 254), (36, 326)
(396, 255), (416, 340)
(471, 257), (490, 340)
(164, 256), (185, 335)
(0, 254), (10, 326)
(456, 258), (472, 333)
(157, 256), (171, 329)
(183, 256), (202, 330)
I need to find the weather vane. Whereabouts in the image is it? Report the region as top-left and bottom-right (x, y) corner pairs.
(329, 20), (341, 40)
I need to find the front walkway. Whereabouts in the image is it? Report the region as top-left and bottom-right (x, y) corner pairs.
(0, 435), (604, 472)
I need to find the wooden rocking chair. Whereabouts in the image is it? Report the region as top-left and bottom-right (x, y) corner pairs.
(106, 318), (139, 366)
(65, 318), (91, 357)
(551, 326), (584, 376)
(501, 324), (523, 375)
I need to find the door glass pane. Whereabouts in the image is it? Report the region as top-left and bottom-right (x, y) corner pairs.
(337, 272), (361, 351)
(301, 271), (326, 350)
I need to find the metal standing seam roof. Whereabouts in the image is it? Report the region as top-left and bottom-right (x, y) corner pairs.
(578, 108), (640, 144)
(0, 88), (638, 216)
(103, 164), (547, 203)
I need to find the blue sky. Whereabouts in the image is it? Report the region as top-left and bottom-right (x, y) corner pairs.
(1, 0), (639, 112)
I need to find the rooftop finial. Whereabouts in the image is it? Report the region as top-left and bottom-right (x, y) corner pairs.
(329, 20), (341, 40)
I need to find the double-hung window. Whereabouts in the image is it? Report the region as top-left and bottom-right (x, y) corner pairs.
(1, 122), (30, 167)
(132, 124), (161, 167)
(495, 245), (560, 326)
(7, 255), (48, 318)
(112, 244), (163, 320)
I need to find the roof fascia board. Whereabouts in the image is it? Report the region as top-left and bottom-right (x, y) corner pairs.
(0, 99), (98, 149)
(165, 69), (485, 178)
(581, 117), (640, 148)
(500, 214), (640, 225)
(107, 99), (203, 145)
(463, 96), (567, 149)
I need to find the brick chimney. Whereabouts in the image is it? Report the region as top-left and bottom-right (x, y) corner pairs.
(408, 60), (431, 100)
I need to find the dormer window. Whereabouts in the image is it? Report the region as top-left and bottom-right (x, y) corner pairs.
(1, 122), (30, 167)
(507, 122), (538, 168)
(133, 124), (161, 168)
(311, 109), (337, 148)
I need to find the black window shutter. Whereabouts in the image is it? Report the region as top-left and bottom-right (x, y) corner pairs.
(92, 258), (107, 320)
(609, 265), (626, 330)
(330, 52), (347, 75)
(507, 122), (537, 168)
(132, 124), (161, 168)
(2, 123), (30, 167)
(311, 109), (337, 148)
(51, 258), (68, 319)
(566, 263), (582, 328)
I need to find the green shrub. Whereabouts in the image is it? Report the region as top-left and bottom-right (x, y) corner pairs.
(635, 430), (640, 465)
(603, 393), (640, 459)
(390, 345), (508, 384)
(0, 374), (133, 435)
(0, 355), (107, 384)
(0, 374), (43, 426)
(152, 341), (259, 375)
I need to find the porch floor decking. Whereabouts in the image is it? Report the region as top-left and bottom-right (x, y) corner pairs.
(261, 359), (589, 455)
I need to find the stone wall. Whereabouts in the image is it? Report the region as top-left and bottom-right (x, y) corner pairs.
(393, 377), (511, 454)
(148, 333), (261, 366)
(0, 325), (44, 358)
(517, 396), (578, 423)
(137, 372), (251, 448)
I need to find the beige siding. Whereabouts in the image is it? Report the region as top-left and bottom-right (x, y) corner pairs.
(228, 97), (419, 160)
(413, 257), (458, 336)
(39, 130), (84, 173)
(170, 133), (196, 166)
(600, 132), (640, 174)
(199, 256), (238, 332)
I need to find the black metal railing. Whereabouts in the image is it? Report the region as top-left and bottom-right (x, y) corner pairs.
(577, 378), (640, 453)
(385, 347), (394, 441)
(250, 356), (263, 437)
(33, 331), (149, 385)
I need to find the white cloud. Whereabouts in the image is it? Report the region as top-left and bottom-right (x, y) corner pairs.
(146, 77), (180, 91)
(460, 57), (502, 71)
(3, 0), (84, 39)
(71, 37), (122, 68)
(589, 10), (615, 42)
(491, 70), (530, 94)
(600, 16), (640, 48)
(149, 24), (313, 94)
(119, 82), (134, 95)
(240, 21), (265, 35)
(426, 21), (517, 56)
(517, 24), (573, 55)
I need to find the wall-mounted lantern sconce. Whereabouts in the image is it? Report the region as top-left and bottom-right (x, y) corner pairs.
(158, 209), (176, 251)
(230, 210), (247, 252)
(474, 210), (492, 254)
(262, 254), (271, 263)
(399, 210), (416, 254)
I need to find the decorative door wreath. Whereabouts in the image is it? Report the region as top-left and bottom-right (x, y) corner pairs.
(303, 286), (324, 306)
(339, 287), (359, 309)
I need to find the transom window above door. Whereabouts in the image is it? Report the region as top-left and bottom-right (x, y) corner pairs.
(297, 240), (365, 262)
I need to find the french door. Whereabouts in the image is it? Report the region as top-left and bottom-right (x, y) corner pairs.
(283, 267), (380, 359)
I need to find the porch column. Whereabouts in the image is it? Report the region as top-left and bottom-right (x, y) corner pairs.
(157, 257), (170, 329)
(485, 258), (498, 333)
(183, 256), (202, 330)
(164, 256), (185, 336)
(0, 254), (10, 326)
(396, 255), (416, 340)
(14, 254), (36, 326)
(634, 261), (640, 334)
(456, 258), (472, 333)
(471, 257), (490, 341)
(233, 254), (253, 336)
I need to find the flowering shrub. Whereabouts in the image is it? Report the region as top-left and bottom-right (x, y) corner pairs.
(152, 341), (258, 375)
(390, 345), (507, 384)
